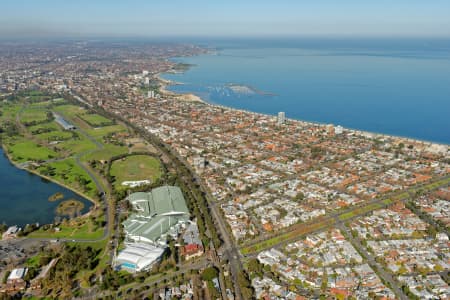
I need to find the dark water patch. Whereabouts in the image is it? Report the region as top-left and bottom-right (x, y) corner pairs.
(0, 148), (93, 227)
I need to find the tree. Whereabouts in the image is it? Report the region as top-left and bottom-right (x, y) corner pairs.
(247, 258), (264, 278)
(201, 267), (219, 281)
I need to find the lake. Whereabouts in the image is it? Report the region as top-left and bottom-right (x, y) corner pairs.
(163, 38), (450, 144)
(0, 148), (93, 227)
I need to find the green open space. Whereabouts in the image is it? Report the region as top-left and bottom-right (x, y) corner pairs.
(110, 154), (162, 190)
(86, 124), (127, 140)
(28, 98), (65, 109)
(83, 144), (128, 162)
(338, 202), (383, 221)
(28, 215), (105, 240)
(28, 121), (60, 135)
(53, 104), (86, 118)
(37, 158), (98, 198)
(0, 103), (21, 121)
(20, 107), (50, 124)
(55, 134), (97, 154)
(78, 113), (114, 127)
(53, 104), (92, 130)
(36, 130), (74, 142)
(241, 218), (335, 255)
(5, 137), (59, 162)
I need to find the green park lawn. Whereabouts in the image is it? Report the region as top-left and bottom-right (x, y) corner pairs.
(53, 104), (86, 118)
(86, 124), (127, 140)
(37, 158), (98, 198)
(79, 113), (114, 127)
(28, 121), (60, 134)
(35, 130), (74, 142)
(6, 138), (59, 162)
(20, 107), (50, 124)
(0, 103), (21, 121)
(56, 135), (98, 154)
(110, 154), (162, 189)
(28, 216), (104, 240)
(83, 144), (129, 162)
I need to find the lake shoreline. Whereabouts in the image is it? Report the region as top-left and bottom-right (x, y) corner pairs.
(0, 146), (97, 226)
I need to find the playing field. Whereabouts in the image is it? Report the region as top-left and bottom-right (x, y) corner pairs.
(110, 155), (162, 189)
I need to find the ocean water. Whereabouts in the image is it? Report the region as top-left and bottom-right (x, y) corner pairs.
(162, 38), (450, 144)
(0, 149), (93, 227)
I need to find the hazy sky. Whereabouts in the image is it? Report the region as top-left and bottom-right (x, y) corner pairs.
(1, 0), (450, 38)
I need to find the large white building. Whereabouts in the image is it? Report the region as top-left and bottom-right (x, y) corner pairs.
(115, 243), (165, 272)
(115, 186), (190, 272)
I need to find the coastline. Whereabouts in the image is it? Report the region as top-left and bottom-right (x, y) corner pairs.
(158, 65), (450, 148)
(0, 145), (98, 220)
(157, 75), (204, 103)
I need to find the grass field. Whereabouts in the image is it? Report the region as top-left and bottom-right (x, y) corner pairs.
(56, 135), (98, 154)
(28, 216), (105, 240)
(37, 158), (98, 198)
(86, 124), (127, 140)
(79, 113), (114, 127)
(6, 138), (59, 162)
(0, 103), (21, 121)
(36, 130), (74, 142)
(110, 154), (162, 190)
(28, 122), (60, 134)
(20, 108), (49, 124)
(83, 144), (128, 162)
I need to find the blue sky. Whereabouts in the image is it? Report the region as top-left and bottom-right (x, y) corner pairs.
(1, 0), (450, 38)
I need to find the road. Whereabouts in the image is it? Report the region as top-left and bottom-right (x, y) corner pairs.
(336, 221), (408, 300)
(14, 107), (115, 250)
(82, 258), (210, 299)
(240, 175), (450, 256)
(163, 144), (245, 300)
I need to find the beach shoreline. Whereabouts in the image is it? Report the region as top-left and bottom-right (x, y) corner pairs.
(157, 64), (450, 148)
(157, 73), (205, 103)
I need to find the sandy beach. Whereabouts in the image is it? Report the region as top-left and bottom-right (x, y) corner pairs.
(157, 74), (204, 103)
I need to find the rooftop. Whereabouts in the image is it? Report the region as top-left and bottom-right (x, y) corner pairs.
(124, 186), (190, 244)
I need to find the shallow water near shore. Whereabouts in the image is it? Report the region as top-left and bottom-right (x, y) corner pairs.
(162, 38), (450, 144)
(0, 148), (93, 227)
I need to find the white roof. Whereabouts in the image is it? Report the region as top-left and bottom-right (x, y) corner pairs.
(8, 268), (27, 280)
(116, 243), (165, 271)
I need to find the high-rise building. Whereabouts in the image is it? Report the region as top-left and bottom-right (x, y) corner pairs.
(335, 125), (344, 135)
(277, 111), (286, 125)
(142, 70), (149, 76)
(147, 90), (155, 98)
(326, 124), (335, 136)
(144, 77), (150, 85)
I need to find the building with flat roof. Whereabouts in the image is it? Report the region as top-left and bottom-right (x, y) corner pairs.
(0, 268), (28, 294)
(115, 243), (165, 272)
(53, 112), (76, 130)
(123, 186), (190, 245)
